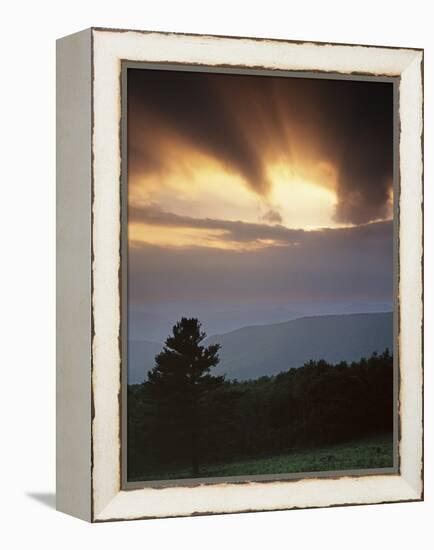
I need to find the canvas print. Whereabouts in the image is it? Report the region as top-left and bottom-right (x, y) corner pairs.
(125, 68), (395, 483)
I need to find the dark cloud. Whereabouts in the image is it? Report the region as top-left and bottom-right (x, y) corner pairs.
(129, 204), (303, 245)
(128, 69), (394, 224)
(261, 209), (283, 224)
(319, 80), (394, 223)
(128, 69), (269, 193)
(129, 219), (393, 305)
(130, 204), (392, 250)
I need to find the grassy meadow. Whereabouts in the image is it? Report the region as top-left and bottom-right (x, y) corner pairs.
(131, 432), (394, 481)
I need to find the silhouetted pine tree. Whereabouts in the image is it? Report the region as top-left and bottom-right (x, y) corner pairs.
(147, 318), (223, 475)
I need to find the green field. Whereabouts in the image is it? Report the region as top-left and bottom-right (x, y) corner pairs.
(133, 433), (394, 481)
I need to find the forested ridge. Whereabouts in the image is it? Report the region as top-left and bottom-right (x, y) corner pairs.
(127, 318), (393, 480)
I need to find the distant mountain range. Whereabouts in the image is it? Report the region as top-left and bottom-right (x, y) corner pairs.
(128, 312), (393, 384)
(128, 301), (392, 342)
(128, 304), (302, 342)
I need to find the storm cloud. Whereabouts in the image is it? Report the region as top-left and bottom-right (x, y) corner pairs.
(128, 69), (394, 225)
(129, 219), (393, 305)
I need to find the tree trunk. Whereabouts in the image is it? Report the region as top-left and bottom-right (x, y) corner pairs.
(191, 428), (200, 476)
(191, 393), (200, 476)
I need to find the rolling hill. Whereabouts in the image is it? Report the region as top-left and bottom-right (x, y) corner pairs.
(128, 312), (393, 383)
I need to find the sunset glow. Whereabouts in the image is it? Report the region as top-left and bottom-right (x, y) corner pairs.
(127, 73), (394, 251)
(127, 68), (394, 318)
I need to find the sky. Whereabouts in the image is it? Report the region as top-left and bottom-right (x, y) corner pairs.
(127, 68), (394, 341)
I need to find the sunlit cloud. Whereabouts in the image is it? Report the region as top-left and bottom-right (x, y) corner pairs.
(128, 69), (394, 226)
(267, 162), (343, 230)
(129, 223), (230, 249)
(129, 150), (347, 238)
(129, 157), (347, 248)
(128, 207), (303, 250)
(127, 69), (394, 311)
(129, 148), (266, 227)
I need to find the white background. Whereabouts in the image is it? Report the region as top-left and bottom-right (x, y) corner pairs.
(0, 0), (432, 547)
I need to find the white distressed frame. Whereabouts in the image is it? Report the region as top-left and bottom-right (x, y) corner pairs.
(57, 28), (423, 522)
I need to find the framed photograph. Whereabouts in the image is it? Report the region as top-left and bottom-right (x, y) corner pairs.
(56, 28), (423, 522)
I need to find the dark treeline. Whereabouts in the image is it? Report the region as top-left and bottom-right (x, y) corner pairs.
(127, 319), (393, 480)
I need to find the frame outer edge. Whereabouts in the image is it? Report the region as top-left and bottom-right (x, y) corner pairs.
(398, 51), (424, 499)
(56, 28), (93, 522)
(89, 29), (424, 521)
